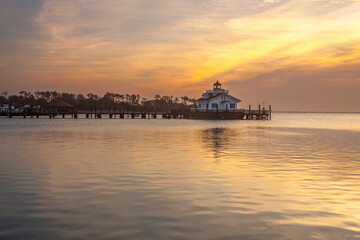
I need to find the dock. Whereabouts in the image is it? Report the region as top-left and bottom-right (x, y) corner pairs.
(0, 104), (271, 120)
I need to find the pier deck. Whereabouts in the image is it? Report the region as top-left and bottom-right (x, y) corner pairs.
(0, 108), (271, 120)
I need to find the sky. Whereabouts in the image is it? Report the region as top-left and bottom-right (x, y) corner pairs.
(1, 0), (360, 111)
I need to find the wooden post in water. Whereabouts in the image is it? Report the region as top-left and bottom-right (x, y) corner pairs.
(269, 105), (272, 120)
(248, 105), (251, 120)
(258, 104), (261, 120)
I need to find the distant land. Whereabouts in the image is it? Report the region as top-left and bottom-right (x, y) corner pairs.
(273, 111), (360, 114)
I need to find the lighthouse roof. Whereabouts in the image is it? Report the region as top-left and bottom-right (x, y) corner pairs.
(197, 93), (223, 102)
(197, 92), (241, 102)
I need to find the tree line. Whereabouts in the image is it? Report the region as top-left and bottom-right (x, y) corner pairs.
(0, 90), (197, 112)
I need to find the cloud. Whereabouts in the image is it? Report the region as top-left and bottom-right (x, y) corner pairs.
(219, 54), (360, 111)
(0, 0), (360, 110)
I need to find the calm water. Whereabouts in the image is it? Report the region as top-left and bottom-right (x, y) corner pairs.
(1, 113), (360, 240)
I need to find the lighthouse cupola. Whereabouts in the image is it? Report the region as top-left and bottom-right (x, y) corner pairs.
(213, 80), (222, 90)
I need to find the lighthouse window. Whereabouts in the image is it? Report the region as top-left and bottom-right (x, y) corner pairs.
(212, 103), (218, 108)
(230, 104), (235, 108)
(198, 104), (202, 108)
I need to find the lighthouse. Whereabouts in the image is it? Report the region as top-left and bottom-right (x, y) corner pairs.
(196, 81), (241, 111)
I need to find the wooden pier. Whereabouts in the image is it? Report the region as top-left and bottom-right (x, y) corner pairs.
(0, 105), (271, 120)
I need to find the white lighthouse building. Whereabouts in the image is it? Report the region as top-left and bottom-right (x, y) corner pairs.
(196, 81), (241, 111)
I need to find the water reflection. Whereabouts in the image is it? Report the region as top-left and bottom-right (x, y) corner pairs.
(1, 117), (360, 239)
(199, 128), (235, 160)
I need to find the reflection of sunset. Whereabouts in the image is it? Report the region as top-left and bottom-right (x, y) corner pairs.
(1, 117), (360, 238)
(196, 126), (360, 231)
(7, 122), (358, 233)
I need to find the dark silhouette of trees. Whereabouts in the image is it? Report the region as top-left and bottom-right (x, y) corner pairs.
(0, 90), (196, 112)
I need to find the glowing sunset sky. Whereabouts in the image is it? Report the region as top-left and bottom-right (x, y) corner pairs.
(1, 0), (360, 111)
